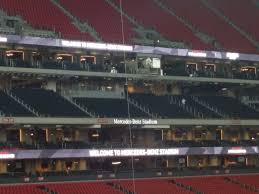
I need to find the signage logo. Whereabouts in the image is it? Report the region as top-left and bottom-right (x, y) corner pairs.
(89, 148), (179, 157)
(188, 51), (207, 58)
(113, 119), (158, 125)
(0, 152), (15, 159)
(227, 148), (246, 154)
(226, 52), (239, 60)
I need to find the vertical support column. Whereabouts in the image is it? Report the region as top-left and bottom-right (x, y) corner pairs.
(24, 160), (36, 175)
(45, 128), (50, 143)
(19, 128), (28, 143)
(0, 130), (6, 142)
(187, 130), (193, 140)
(0, 161), (7, 173)
(209, 156), (219, 167)
(242, 129), (250, 140)
(79, 159), (87, 170)
(56, 160), (63, 172)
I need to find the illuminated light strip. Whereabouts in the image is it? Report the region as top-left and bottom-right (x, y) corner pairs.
(89, 148), (179, 157)
(0, 153), (15, 159)
(226, 52), (239, 60)
(0, 36), (7, 43)
(61, 40), (133, 52)
(188, 51), (207, 58)
(227, 149), (247, 154)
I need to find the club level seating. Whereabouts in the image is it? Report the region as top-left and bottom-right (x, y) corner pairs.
(0, 90), (33, 117)
(129, 93), (193, 118)
(197, 96), (259, 119)
(162, 0), (256, 53)
(60, 0), (135, 43)
(12, 88), (89, 117)
(74, 97), (148, 118)
(114, 0), (209, 50)
(0, 0), (92, 40)
(172, 95), (220, 118)
(209, 0), (259, 42)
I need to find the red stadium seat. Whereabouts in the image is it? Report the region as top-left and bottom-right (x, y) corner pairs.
(60, 0), (135, 43)
(113, 0), (211, 50)
(162, 0), (257, 53)
(0, 0), (93, 41)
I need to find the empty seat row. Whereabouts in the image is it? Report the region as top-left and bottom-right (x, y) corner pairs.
(1, 176), (259, 194)
(197, 96), (259, 119)
(0, 90), (33, 117)
(60, 0), (135, 43)
(12, 88), (89, 117)
(0, 0), (93, 40)
(74, 97), (149, 118)
(162, 0), (256, 53)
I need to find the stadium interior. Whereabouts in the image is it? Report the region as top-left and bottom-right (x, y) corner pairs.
(0, 0), (259, 193)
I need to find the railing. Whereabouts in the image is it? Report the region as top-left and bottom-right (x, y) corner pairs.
(4, 89), (41, 117)
(1, 167), (259, 184)
(61, 94), (97, 117)
(240, 96), (259, 112)
(201, 0), (259, 50)
(169, 96), (204, 118)
(191, 96), (227, 118)
(127, 97), (157, 118)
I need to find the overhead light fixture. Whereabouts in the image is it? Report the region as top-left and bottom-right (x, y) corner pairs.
(92, 133), (99, 137)
(112, 161), (121, 165)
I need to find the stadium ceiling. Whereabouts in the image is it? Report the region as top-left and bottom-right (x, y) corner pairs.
(0, 66), (259, 85)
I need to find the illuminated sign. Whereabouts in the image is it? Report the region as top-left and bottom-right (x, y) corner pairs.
(226, 52), (239, 60)
(0, 36), (7, 43)
(152, 58), (161, 69)
(113, 119), (158, 125)
(227, 148), (247, 154)
(61, 40), (133, 52)
(89, 148), (179, 157)
(188, 51), (207, 58)
(0, 152), (15, 159)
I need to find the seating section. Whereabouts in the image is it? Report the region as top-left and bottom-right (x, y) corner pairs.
(233, 175), (259, 189)
(0, 91), (33, 117)
(46, 182), (123, 194)
(197, 96), (259, 119)
(1, 176), (259, 194)
(163, 139), (259, 147)
(74, 97), (148, 118)
(176, 176), (257, 194)
(162, 0), (256, 53)
(60, 0), (135, 43)
(172, 95), (221, 118)
(129, 93), (193, 118)
(12, 88), (88, 117)
(0, 0), (92, 40)
(0, 185), (45, 194)
(115, 179), (190, 194)
(114, 0), (209, 50)
(0, 0), (256, 53)
(0, 91), (257, 119)
(209, 0), (259, 42)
